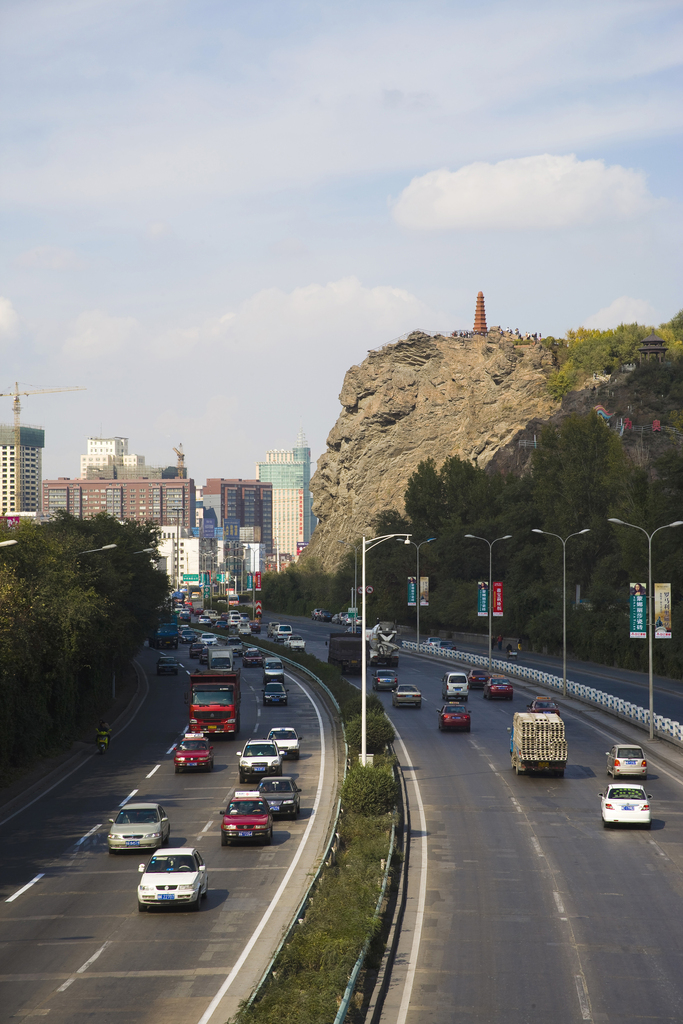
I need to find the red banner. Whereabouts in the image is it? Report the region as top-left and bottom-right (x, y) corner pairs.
(255, 572), (262, 591)
(492, 581), (503, 617)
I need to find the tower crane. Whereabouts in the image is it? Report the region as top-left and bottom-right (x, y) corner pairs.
(0, 382), (86, 515)
(173, 444), (186, 479)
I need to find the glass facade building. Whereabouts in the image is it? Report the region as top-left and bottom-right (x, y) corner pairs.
(256, 429), (313, 559)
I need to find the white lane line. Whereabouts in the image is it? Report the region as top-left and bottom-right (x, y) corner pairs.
(531, 837), (545, 858)
(118, 789), (138, 807)
(146, 764), (161, 779)
(393, 726), (428, 1024)
(196, 671), (326, 1024)
(186, 669), (191, 675)
(77, 940), (111, 972)
(75, 824), (101, 846)
(199, 820), (213, 833)
(5, 873), (45, 903)
(510, 796), (522, 812)
(575, 974), (592, 1020)
(553, 891), (566, 916)
(57, 977), (75, 992)
(488, 762), (497, 772)
(648, 840), (669, 859)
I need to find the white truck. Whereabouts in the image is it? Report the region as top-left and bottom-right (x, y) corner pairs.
(367, 622), (400, 669)
(508, 712), (567, 777)
(207, 647), (234, 672)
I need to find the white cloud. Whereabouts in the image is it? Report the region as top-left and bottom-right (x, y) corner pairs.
(62, 309), (143, 359)
(0, 297), (20, 337)
(391, 154), (659, 230)
(16, 245), (82, 270)
(582, 296), (658, 330)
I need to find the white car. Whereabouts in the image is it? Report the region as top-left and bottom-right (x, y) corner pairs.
(199, 633), (218, 646)
(237, 739), (283, 783)
(606, 744), (648, 778)
(197, 616), (211, 625)
(600, 784), (652, 829)
(238, 622), (252, 636)
(285, 635), (306, 652)
(267, 727), (302, 760)
(137, 847), (208, 911)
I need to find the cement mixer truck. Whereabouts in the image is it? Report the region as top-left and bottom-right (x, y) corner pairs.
(368, 622), (400, 669)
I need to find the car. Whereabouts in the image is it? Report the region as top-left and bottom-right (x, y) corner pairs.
(197, 616), (211, 625)
(425, 636), (441, 647)
(285, 635), (306, 652)
(137, 847), (208, 911)
(218, 791), (274, 845)
(225, 636), (244, 656)
(263, 681), (289, 705)
(599, 784), (652, 828)
(467, 669), (490, 689)
(108, 802), (170, 853)
(438, 640), (456, 650)
(606, 744), (648, 778)
(178, 630), (195, 644)
(527, 696), (561, 716)
(372, 669), (398, 691)
(267, 726), (301, 759)
(258, 776), (301, 819)
(237, 740), (283, 782)
(199, 646), (209, 665)
(437, 703), (471, 731)
(483, 675), (514, 700)
(238, 622), (252, 636)
(199, 633), (218, 646)
(242, 647), (264, 667)
(156, 656), (179, 676)
(392, 684), (422, 707)
(267, 621), (280, 638)
(273, 625), (293, 643)
(250, 621), (261, 633)
(174, 734), (214, 773)
(441, 671), (469, 701)
(189, 641), (203, 659)
(263, 658), (285, 684)
(313, 609), (332, 622)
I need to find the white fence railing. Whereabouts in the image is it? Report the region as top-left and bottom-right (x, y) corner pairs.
(401, 641), (683, 746)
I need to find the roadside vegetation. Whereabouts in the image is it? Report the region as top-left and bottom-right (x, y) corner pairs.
(0, 512), (167, 785)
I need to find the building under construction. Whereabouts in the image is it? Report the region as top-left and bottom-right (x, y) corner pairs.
(0, 424), (45, 514)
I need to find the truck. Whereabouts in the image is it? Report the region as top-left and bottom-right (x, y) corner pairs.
(508, 712), (567, 777)
(186, 669), (241, 737)
(367, 622), (400, 669)
(207, 647), (234, 672)
(148, 622), (179, 649)
(328, 632), (362, 674)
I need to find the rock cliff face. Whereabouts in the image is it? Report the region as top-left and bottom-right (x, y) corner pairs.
(306, 330), (558, 571)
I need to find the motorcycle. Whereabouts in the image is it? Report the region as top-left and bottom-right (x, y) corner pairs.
(96, 734), (110, 754)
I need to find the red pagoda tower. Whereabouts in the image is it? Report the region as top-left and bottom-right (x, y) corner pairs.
(473, 291), (487, 334)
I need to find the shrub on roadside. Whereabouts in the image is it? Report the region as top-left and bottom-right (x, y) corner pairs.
(345, 712), (395, 754)
(342, 763), (398, 816)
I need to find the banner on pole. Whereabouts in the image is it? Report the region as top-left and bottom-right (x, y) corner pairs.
(655, 583), (672, 638)
(419, 577), (429, 606)
(492, 581), (503, 617)
(255, 572), (262, 591)
(407, 577), (416, 606)
(630, 582), (647, 638)
(247, 574), (253, 590)
(477, 581), (488, 617)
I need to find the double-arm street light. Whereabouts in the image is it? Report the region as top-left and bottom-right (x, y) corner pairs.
(79, 543), (117, 555)
(531, 528), (590, 696)
(608, 517), (683, 739)
(464, 533), (512, 671)
(338, 539), (361, 632)
(360, 532), (412, 765)
(399, 537), (436, 648)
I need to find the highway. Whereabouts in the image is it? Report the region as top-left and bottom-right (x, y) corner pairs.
(0, 634), (342, 1024)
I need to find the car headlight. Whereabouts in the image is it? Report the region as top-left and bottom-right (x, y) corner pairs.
(271, 760), (280, 768)
(109, 833), (123, 839)
(148, 832), (161, 838)
(139, 885), (154, 892)
(179, 883), (196, 891)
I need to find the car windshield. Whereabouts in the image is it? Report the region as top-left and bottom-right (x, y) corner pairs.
(398, 686), (417, 692)
(265, 684), (285, 692)
(228, 800), (268, 815)
(116, 808), (158, 824)
(617, 748), (644, 758)
(265, 660), (282, 669)
(443, 705), (466, 713)
(192, 689), (234, 705)
(269, 729), (297, 739)
(245, 649), (258, 655)
(178, 741), (208, 751)
(447, 677), (467, 685)
(289, 636), (302, 641)
(534, 701), (555, 707)
(244, 744), (278, 756)
(259, 779), (295, 793)
(146, 854), (196, 873)
(608, 788), (645, 799)
(159, 659), (175, 664)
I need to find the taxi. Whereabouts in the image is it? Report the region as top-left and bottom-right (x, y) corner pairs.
(218, 791), (273, 846)
(173, 734), (214, 773)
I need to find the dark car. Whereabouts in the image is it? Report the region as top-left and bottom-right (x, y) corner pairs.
(437, 703), (471, 731)
(156, 656), (179, 676)
(263, 682), (289, 706)
(484, 676), (514, 700)
(189, 642), (203, 659)
(467, 669), (490, 690)
(249, 621), (262, 633)
(313, 609), (332, 622)
(527, 696), (561, 716)
(438, 640), (456, 650)
(372, 669), (398, 691)
(242, 648), (264, 668)
(178, 630), (195, 644)
(258, 776), (301, 819)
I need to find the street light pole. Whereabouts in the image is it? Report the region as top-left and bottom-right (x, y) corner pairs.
(608, 517), (683, 739)
(361, 532), (412, 765)
(338, 540), (360, 632)
(531, 528), (590, 696)
(464, 533), (512, 671)
(400, 538), (436, 648)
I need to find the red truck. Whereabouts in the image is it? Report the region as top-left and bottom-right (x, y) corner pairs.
(185, 669), (241, 737)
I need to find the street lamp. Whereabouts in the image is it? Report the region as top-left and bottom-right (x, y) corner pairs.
(608, 517), (683, 739)
(531, 528), (590, 696)
(399, 537), (436, 649)
(133, 547), (156, 555)
(0, 539), (18, 548)
(79, 543), (117, 554)
(464, 533), (512, 671)
(360, 532), (412, 765)
(338, 539), (361, 632)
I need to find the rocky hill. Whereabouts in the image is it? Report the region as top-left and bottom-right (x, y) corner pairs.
(306, 329), (558, 571)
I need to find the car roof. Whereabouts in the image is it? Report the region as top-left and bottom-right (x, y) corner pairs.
(123, 802), (163, 810)
(149, 845), (199, 856)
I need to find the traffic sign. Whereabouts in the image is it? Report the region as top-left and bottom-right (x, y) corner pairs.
(347, 608), (357, 618)
(366, 586), (374, 594)
(182, 573), (199, 582)
(255, 600), (262, 617)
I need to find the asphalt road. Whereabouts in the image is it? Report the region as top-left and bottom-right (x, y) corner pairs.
(0, 634), (342, 1024)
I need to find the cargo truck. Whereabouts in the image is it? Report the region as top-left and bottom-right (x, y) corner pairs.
(207, 647), (234, 672)
(328, 633), (363, 674)
(508, 712), (567, 776)
(186, 669), (241, 737)
(148, 622), (179, 649)
(327, 627), (400, 674)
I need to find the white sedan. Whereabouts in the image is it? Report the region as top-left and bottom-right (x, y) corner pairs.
(137, 848), (208, 911)
(600, 784), (652, 829)
(199, 633), (219, 646)
(267, 727), (302, 759)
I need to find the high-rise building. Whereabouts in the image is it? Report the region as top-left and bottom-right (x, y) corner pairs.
(42, 476), (195, 529)
(256, 428), (314, 560)
(0, 424), (45, 514)
(202, 479), (273, 553)
(80, 436), (146, 478)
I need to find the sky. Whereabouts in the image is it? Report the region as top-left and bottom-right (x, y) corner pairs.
(1, 0), (681, 484)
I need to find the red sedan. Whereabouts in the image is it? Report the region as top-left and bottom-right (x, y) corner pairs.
(219, 791), (273, 846)
(467, 670), (490, 690)
(437, 704), (471, 731)
(483, 676), (514, 700)
(526, 696), (561, 716)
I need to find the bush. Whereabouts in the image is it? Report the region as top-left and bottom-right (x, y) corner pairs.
(340, 691), (384, 723)
(341, 763), (398, 815)
(345, 712), (395, 754)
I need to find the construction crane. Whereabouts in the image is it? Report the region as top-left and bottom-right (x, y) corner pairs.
(173, 444), (186, 479)
(0, 382), (86, 515)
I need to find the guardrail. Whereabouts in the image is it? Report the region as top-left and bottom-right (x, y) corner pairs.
(402, 641), (683, 746)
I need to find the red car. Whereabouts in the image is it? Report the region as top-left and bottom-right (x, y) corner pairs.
(526, 696), (561, 716)
(250, 621), (262, 634)
(174, 734), (214, 773)
(483, 676), (514, 700)
(437, 703), (471, 731)
(219, 791), (273, 846)
(242, 647), (264, 667)
(468, 669), (490, 690)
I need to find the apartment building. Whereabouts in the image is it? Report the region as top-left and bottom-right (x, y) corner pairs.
(42, 477), (196, 529)
(0, 424), (45, 514)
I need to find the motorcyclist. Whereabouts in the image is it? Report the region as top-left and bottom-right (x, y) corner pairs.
(96, 720), (112, 750)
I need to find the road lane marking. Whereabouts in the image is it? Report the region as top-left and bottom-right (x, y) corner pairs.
(75, 824), (101, 846)
(575, 974), (592, 1020)
(510, 797), (522, 812)
(553, 891), (566, 916)
(199, 820), (213, 833)
(146, 765), (161, 779)
(5, 874), (45, 903)
(195, 672), (326, 1024)
(530, 837), (545, 858)
(77, 941), (111, 973)
(488, 762), (497, 772)
(118, 790), (138, 807)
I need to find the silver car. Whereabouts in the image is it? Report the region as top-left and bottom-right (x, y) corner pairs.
(606, 744), (648, 778)
(108, 802), (170, 853)
(392, 684), (422, 708)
